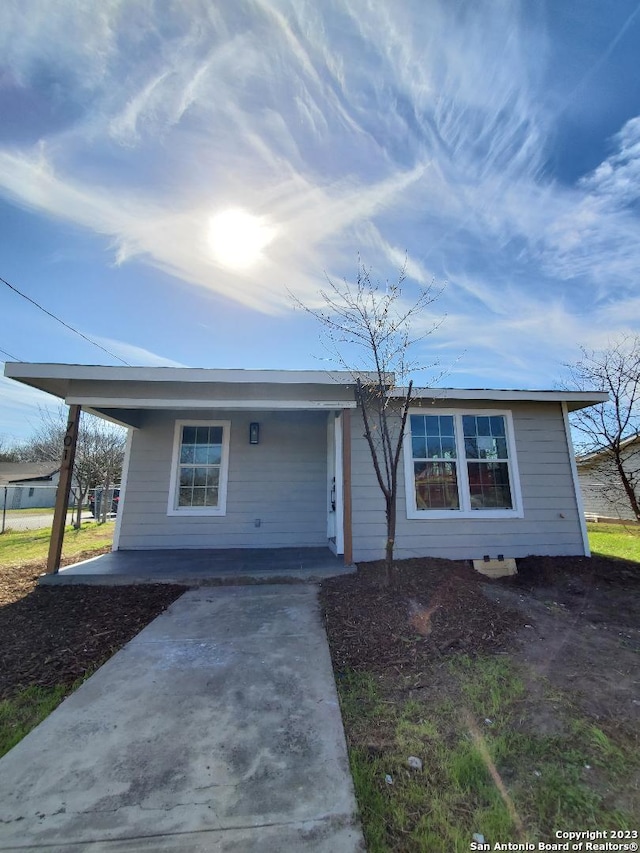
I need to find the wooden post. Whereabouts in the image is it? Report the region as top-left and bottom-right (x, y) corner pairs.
(342, 408), (353, 565)
(46, 405), (81, 575)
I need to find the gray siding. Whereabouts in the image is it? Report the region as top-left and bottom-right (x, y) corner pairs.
(117, 410), (328, 549)
(351, 401), (586, 561)
(577, 446), (639, 521)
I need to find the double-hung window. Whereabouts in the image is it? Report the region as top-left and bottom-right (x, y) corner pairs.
(168, 420), (230, 515)
(404, 410), (522, 519)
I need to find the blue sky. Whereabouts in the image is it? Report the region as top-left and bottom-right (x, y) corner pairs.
(1, 0), (639, 441)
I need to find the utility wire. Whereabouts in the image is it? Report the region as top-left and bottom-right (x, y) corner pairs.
(0, 344), (20, 361)
(0, 274), (131, 365)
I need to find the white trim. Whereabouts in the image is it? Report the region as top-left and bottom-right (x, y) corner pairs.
(334, 413), (345, 555)
(403, 408), (524, 520)
(562, 402), (591, 557)
(66, 396), (357, 410)
(167, 420), (230, 516)
(5, 363), (370, 385)
(112, 428), (133, 552)
(399, 388), (609, 408)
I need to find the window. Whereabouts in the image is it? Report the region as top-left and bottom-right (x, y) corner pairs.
(404, 410), (522, 519)
(168, 420), (230, 515)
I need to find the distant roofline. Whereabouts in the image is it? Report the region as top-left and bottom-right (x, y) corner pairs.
(576, 432), (640, 463)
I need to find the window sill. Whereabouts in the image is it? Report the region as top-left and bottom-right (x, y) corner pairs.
(167, 508), (226, 517)
(406, 509), (523, 520)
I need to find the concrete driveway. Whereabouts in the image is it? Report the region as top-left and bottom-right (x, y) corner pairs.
(1, 510), (95, 531)
(0, 585), (363, 852)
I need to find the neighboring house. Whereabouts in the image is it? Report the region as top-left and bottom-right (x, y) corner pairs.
(0, 463), (60, 509)
(4, 363), (607, 561)
(576, 434), (640, 522)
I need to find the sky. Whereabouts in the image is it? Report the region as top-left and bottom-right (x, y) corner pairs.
(1, 0), (640, 442)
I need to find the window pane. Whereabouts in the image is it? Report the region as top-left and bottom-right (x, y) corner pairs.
(178, 487), (193, 506)
(195, 426), (210, 444)
(462, 415), (476, 436)
(182, 426), (196, 444)
(427, 436), (442, 458)
(192, 487), (206, 506)
(179, 468), (194, 487)
(209, 426), (223, 444)
(193, 467), (207, 487)
(194, 445), (209, 464)
(490, 416), (505, 437)
(206, 468), (220, 488)
(425, 416), (440, 435)
(496, 437), (508, 458)
(464, 437), (478, 459)
(207, 445), (222, 465)
(412, 436), (427, 459)
(439, 415), (454, 436)
(468, 462), (512, 509)
(180, 445), (194, 464)
(414, 461), (459, 509)
(410, 415), (426, 435)
(477, 416), (491, 436)
(477, 437), (498, 459)
(441, 435), (456, 458)
(204, 487), (219, 506)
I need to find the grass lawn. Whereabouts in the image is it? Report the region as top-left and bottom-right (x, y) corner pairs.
(587, 521), (640, 562)
(0, 522), (114, 568)
(0, 684), (76, 758)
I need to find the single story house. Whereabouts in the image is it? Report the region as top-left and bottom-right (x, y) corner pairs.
(577, 434), (640, 522)
(0, 463), (60, 510)
(4, 363), (607, 562)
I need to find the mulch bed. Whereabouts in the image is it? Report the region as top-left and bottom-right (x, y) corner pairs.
(320, 557), (526, 677)
(0, 560), (186, 700)
(320, 553), (640, 680)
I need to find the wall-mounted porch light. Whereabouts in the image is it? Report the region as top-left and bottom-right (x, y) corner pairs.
(249, 422), (260, 445)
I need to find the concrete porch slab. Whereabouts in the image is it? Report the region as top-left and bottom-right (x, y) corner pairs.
(0, 585), (364, 851)
(39, 547), (355, 586)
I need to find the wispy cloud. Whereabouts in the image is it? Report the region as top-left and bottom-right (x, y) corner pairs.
(0, 0), (638, 386)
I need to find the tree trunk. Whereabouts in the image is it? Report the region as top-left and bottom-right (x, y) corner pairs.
(614, 455), (640, 521)
(385, 494), (396, 585)
(74, 489), (84, 529)
(101, 473), (111, 524)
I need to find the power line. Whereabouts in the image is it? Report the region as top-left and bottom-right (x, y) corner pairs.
(0, 274), (131, 365)
(0, 344), (19, 361)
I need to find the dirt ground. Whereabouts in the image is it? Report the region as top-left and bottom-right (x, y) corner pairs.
(0, 557), (185, 700)
(321, 554), (640, 726)
(1, 551), (638, 729)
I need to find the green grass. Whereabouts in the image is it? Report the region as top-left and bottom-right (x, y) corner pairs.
(587, 522), (640, 562)
(0, 522), (114, 567)
(0, 684), (72, 758)
(338, 658), (639, 852)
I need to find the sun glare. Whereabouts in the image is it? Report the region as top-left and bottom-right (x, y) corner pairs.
(208, 208), (275, 269)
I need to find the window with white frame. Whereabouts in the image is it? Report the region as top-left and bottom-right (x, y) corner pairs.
(168, 421), (230, 515)
(404, 410), (522, 519)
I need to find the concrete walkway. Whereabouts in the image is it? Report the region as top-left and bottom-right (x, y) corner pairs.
(0, 586), (364, 852)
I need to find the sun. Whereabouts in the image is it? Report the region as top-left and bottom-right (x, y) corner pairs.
(207, 208), (275, 269)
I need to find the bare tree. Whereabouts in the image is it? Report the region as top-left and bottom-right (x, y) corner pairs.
(295, 259), (444, 579)
(16, 407), (126, 527)
(566, 335), (640, 521)
(0, 437), (20, 462)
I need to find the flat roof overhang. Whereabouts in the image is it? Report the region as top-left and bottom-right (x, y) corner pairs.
(4, 363), (609, 428)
